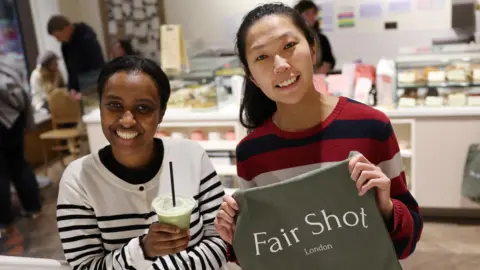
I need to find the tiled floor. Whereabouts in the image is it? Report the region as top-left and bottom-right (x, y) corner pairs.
(3, 160), (480, 269)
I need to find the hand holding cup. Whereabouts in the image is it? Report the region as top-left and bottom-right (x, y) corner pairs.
(141, 223), (190, 257)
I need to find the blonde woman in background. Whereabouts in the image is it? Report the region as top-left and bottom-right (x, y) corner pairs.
(29, 51), (66, 111)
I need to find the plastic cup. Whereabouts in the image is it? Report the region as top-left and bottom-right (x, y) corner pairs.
(152, 195), (196, 230)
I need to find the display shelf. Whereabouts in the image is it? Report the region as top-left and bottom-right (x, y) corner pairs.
(198, 140), (238, 151)
(376, 106), (480, 118)
(394, 44), (480, 110)
(397, 82), (474, 89)
(214, 164), (237, 176)
(160, 121), (238, 128)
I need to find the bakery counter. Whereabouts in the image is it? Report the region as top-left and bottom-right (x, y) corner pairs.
(377, 106), (480, 118)
(386, 111), (480, 215)
(82, 102), (239, 124)
(83, 104), (480, 126)
(83, 105), (480, 215)
(83, 102), (243, 154)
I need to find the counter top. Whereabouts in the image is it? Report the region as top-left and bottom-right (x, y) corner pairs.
(376, 106), (480, 118)
(82, 104), (480, 124)
(83, 102), (239, 124)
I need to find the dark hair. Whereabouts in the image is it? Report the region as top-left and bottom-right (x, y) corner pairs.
(117, 38), (136, 56)
(294, 0), (321, 32)
(37, 51), (58, 69)
(293, 0), (318, 14)
(47, 15), (71, 34)
(236, 3), (316, 131)
(97, 55), (171, 110)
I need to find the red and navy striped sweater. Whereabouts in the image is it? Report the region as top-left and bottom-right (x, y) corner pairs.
(229, 97), (422, 261)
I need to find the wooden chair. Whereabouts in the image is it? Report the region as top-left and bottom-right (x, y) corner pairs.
(39, 88), (88, 175)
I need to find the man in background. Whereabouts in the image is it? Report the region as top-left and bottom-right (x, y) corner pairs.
(47, 15), (105, 95)
(294, 0), (336, 74)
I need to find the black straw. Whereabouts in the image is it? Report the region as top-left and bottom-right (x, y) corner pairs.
(169, 161), (176, 207)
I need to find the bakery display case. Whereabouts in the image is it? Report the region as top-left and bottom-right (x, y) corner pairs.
(168, 80), (218, 109)
(165, 55), (242, 110)
(395, 44), (480, 108)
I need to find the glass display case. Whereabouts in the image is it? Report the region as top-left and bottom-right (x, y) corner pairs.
(168, 80), (218, 109)
(166, 56), (241, 110)
(395, 44), (480, 107)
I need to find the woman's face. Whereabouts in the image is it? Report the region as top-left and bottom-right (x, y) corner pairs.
(245, 15), (316, 105)
(112, 42), (125, 58)
(301, 8), (317, 27)
(100, 71), (164, 155)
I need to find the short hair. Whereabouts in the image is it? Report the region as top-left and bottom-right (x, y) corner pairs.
(293, 0), (318, 14)
(97, 55), (171, 110)
(47, 15), (71, 34)
(117, 38), (136, 55)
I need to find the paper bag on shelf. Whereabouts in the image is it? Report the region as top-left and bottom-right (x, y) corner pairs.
(160, 24), (190, 73)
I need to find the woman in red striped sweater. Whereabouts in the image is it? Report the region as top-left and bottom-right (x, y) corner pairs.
(214, 2), (422, 263)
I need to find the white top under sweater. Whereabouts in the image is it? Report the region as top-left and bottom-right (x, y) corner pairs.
(56, 138), (228, 270)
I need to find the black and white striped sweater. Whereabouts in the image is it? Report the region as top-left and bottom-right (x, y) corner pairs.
(56, 138), (228, 270)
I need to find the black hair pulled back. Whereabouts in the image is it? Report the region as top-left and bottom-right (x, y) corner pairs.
(235, 2), (316, 131)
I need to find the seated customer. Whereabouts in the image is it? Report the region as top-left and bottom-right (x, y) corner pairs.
(56, 55), (227, 269)
(29, 51), (66, 111)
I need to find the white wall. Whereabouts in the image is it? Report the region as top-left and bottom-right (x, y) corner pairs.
(163, 0), (459, 67)
(164, 0), (297, 56)
(57, 0), (107, 55)
(29, 0), (63, 70)
(29, 0), (106, 80)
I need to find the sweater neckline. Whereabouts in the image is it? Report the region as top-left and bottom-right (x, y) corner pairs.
(266, 96), (347, 139)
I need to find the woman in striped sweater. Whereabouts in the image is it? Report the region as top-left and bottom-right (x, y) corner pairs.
(214, 3), (422, 264)
(56, 55), (227, 269)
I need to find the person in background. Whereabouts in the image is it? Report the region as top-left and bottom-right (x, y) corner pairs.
(57, 55), (227, 269)
(214, 3), (422, 265)
(0, 57), (42, 256)
(47, 15), (105, 95)
(294, 0), (336, 74)
(29, 51), (66, 111)
(112, 38), (137, 59)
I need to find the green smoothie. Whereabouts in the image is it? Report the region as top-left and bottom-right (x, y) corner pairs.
(152, 195), (195, 230)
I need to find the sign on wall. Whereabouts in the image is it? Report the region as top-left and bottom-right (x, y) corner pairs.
(103, 0), (164, 60)
(314, 0), (450, 33)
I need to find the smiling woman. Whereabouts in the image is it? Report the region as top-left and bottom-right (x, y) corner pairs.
(214, 3), (423, 267)
(56, 55), (228, 270)
(97, 56), (169, 168)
